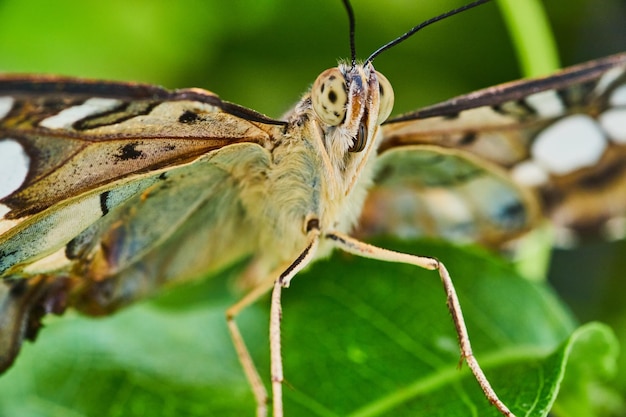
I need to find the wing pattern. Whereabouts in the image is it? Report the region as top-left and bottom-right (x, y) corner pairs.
(358, 53), (626, 244)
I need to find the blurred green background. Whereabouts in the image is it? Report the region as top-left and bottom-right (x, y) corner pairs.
(0, 0), (625, 416)
(1, 0), (624, 117)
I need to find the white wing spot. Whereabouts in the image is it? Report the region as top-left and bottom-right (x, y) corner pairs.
(40, 97), (121, 129)
(596, 67), (625, 97)
(532, 115), (606, 175)
(0, 204), (10, 218)
(603, 216), (626, 241)
(599, 108), (626, 143)
(0, 138), (30, 199)
(425, 189), (472, 224)
(511, 160), (549, 187)
(609, 84), (626, 107)
(525, 90), (565, 118)
(0, 204), (21, 233)
(423, 189), (474, 241)
(0, 96), (14, 120)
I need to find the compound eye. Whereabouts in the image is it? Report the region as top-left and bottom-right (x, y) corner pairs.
(375, 71), (394, 124)
(311, 68), (348, 126)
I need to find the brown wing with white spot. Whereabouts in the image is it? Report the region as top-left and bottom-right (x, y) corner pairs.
(0, 75), (281, 219)
(360, 53), (626, 243)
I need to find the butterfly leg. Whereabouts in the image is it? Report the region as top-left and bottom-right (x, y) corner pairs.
(325, 231), (516, 417)
(269, 232), (320, 417)
(226, 228), (320, 417)
(226, 278), (274, 417)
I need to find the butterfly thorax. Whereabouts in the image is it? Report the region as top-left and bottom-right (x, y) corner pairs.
(249, 64), (394, 264)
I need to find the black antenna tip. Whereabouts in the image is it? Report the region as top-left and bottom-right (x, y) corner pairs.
(342, 0), (357, 66)
(366, 0), (491, 64)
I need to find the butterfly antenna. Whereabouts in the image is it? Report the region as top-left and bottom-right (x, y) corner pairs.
(366, 0), (491, 64)
(342, 0), (357, 67)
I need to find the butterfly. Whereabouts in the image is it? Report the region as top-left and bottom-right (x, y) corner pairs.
(0, 1), (624, 416)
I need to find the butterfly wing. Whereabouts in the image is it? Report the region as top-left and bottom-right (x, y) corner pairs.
(360, 53), (626, 244)
(0, 75), (281, 219)
(0, 76), (284, 371)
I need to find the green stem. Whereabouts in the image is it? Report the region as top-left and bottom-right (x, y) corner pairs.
(496, 0), (560, 76)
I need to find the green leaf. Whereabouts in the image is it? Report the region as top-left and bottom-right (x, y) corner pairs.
(552, 323), (622, 417)
(0, 240), (617, 416)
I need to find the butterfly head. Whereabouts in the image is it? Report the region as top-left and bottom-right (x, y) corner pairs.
(310, 63), (394, 155)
